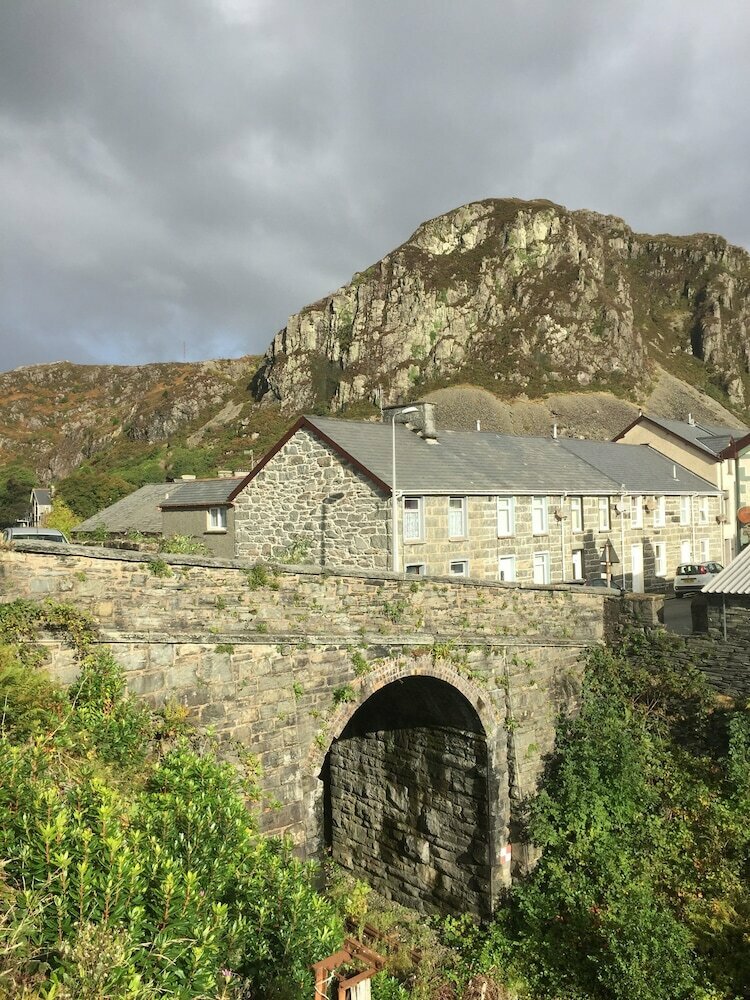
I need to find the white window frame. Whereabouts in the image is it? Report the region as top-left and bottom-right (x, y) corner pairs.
(498, 554), (516, 582)
(679, 495), (692, 526)
(496, 496), (515, 537)
(653, 495), (666, 528)
(631, 495), (643, 529)
(532, 551), (551, 585)
(570, 496), (583, 533)
(654, 541), (667, 577)
(403, 496), (424, 542)
(699, 538), (710, 561)
(680, 539), (692, 563)
(449, 559), (468, 577)
(405, 562), (426, 576)
(598, 498), (611, 532)
(207, 506), (227, 532)
(448, 496), (468, 539)
(698, 497), (709, 525)
(531, 496), (548, 536)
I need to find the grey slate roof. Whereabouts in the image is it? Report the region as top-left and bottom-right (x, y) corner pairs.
(702, 545), (750, 594)
(31, 488), (52, 506)
(556, 438), (720, 494)
(304, 416), (721, 496)
(160, 477), (244, 508)
(73, 484), (169, 534)
(642, 416), (747, 457)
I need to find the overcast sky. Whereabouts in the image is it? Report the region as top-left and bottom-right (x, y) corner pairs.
(2, 1), (749, 372)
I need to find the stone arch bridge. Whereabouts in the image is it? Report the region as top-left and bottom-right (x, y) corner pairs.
(0, 544), (653, 917)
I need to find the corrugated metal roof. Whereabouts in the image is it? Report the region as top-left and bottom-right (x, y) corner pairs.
(160, 477), (244, 508)
(304, 417), (721, 496)
(73, 484), (169, 534)
(702, 545), (750, 594)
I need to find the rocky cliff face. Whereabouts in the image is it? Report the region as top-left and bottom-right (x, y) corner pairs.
(251, 198), (750, 412)
(0, 357), (258, 479)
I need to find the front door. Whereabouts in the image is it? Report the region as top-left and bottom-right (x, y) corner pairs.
(630, 543), (644, 593)
(571, 549), (584, 580)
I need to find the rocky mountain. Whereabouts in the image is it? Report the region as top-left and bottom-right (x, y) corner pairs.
(3, 197), (750, 490)
(251, 198), (750, 415)
(0, 357), (262, 481)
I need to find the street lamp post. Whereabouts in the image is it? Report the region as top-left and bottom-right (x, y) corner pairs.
(391, 406), (417, 572)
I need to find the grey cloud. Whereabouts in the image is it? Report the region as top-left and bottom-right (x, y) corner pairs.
(2, 0), (750, 372)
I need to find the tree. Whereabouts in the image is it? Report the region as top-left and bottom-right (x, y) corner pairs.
(0, 464), (36, 528)
(45, 497), (81, 535)
(57, 468), (134, 520)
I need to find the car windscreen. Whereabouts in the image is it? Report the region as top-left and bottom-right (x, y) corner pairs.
(13, 533), (65, 542)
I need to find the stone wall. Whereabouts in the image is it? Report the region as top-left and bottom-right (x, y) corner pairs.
(1, 542), (626, 913)
(330, 726), (491, 917)
(674, 594), (750, 697)
(233, 427), (390, 567)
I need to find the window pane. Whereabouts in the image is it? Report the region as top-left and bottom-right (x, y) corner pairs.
(532, 496), (547, 534)
(208, 507), (226, 529)
(599, 498), (610, 531)
(403, 497), (422, 540)
(653, 496), (665, 527)
(571, 498), (583, 533)
(448, 497), (466, 537)
(498, 556), (516, 581)
(680, 496), (691, 525)
(533, 552), (550, 584)
(449, 560), (467, 576)
(497, 497), (514, 536)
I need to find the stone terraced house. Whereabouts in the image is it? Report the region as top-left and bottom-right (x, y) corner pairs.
(230, 403), (724, 592)
(613, 412), (750, 563)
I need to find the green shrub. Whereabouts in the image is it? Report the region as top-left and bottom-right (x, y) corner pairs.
(158, 534), (210, 556)
(68, 648), (151, 766)
(471, 633), (750, 1000)
(0, 643), (69, 738)
(147, 557), (172, 578)
(0, 598), (344, 997)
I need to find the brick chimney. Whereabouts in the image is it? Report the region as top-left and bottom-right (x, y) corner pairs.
(382, 402), (438, 442)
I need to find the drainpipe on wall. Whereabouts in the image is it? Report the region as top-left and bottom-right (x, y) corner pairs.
(691, 494), (697, 559)
(722, 594), (727, 641)
(560, 492), (566, 580)
(620, 493), (626, 590)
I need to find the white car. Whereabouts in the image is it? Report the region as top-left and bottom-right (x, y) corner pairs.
(2, 527), (69, 544)
(673, 561), (723, 597)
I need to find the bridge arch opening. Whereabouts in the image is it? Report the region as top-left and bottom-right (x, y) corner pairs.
(322, 675), (497, 917)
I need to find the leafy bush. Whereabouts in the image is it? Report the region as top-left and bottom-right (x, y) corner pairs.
(68, 647), (152, 766)
(158, 534), (210, 555)
(470, 632), (750, 1000)
(0, 598), (344, 998)
(44, 498), (81, 536)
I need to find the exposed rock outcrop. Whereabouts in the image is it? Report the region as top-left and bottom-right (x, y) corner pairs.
(0, 357), (257, 480)
(252, 198), (750, 412)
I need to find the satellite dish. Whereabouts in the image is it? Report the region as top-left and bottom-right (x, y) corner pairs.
(738, 506), (750, 525)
